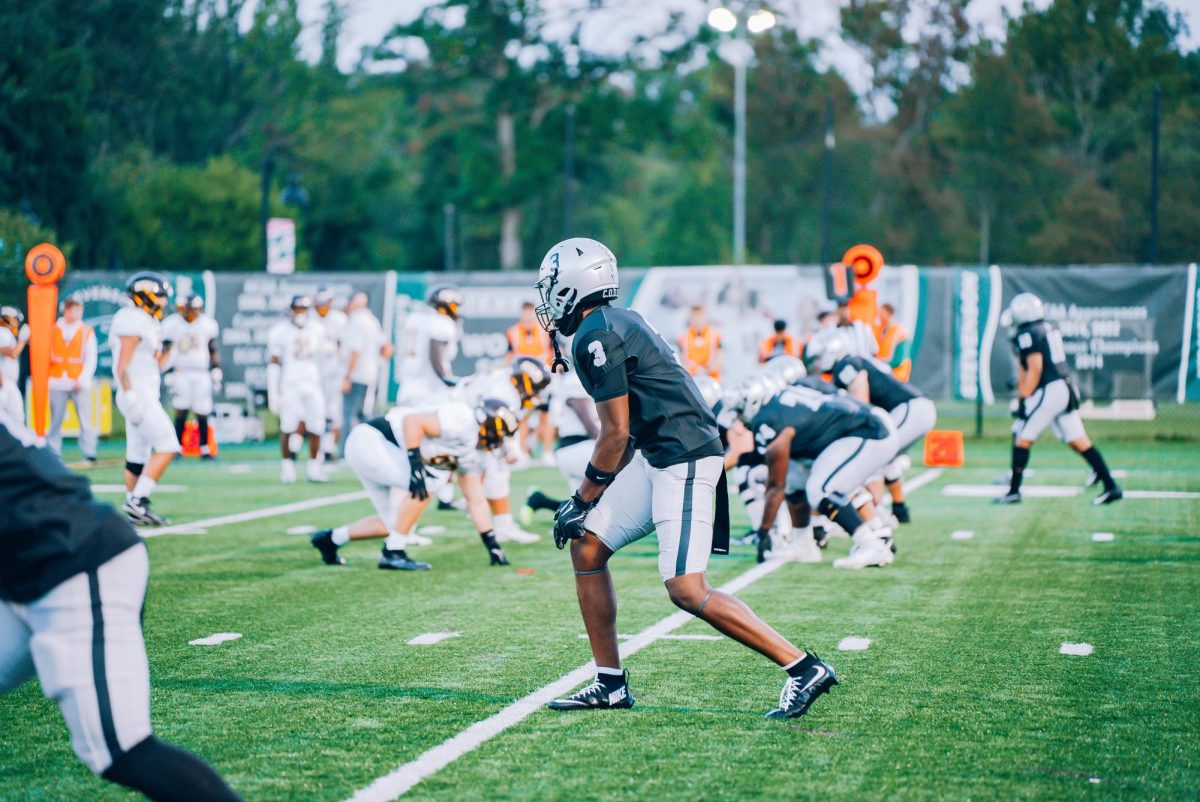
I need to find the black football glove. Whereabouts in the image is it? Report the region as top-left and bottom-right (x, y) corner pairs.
(553, 493), (595, 550)
(407, 448), (429, 500)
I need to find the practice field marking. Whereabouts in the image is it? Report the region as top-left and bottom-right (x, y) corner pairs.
(145, 490), (368, 538)
(93, 483), (185, 493)
(1092, 532), (1115, 542)
(945, 484), (1200, 500)
(837, 637), (872, 651)
(950, 530), (975, 540)
(286, 525), (317, 536)
(189, 633), (243, 646)
(1124, 490), (1200, 500)
(1059, 642), (1094, 657)
(227, 464), (254, 475)
(408, 632), (460, 646)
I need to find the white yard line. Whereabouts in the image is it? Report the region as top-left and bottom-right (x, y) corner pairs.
(144, 490), (368, 537)
(346, 470), (944, 802)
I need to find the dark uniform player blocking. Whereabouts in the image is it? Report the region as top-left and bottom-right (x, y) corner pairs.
(534, 237), (837, 720)
(0, 418), (242, 802)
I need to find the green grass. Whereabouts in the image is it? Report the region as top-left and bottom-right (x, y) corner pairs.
(2, 430), (1199, 801)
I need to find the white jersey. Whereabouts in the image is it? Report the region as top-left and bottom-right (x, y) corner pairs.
(840, 321), (879, 358)
(109, 306), (164, 397)
(550, 369), (596, 439)
(316, 309), (349, 381)
(163, 314), (219, 372)
(0, 327), (18, 383)
(378, 402), (481, 472)
(267, 319), (326, 387)
(456, 368), (520, 414)
(399, 309), (459, 386)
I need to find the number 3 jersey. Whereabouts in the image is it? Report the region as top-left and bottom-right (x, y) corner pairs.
(1013, 321), (1069, 389)
(571, 306), (722, 469)
(749, 385), (888, 461)
(267, 319), (326, 388)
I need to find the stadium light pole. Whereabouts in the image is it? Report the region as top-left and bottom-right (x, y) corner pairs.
(708, 4), (775, 266)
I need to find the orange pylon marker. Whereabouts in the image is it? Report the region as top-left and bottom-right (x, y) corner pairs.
(924, 430), (965, 468)
(24, 243), (66, 436)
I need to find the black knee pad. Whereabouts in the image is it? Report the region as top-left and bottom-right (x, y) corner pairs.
(816, 495), (863, 533)
(125, 461), (145, 477)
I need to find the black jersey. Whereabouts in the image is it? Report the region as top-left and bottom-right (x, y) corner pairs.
(573, 306), (723, 468)
(749, 385), (888, 461)
(830, 355), (921, 411)
(792, 375), (837, 395)
(1014, 321), (1070, 389)
(0, 422), (141, 603)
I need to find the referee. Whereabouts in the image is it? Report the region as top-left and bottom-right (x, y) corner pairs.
(0, 415), (241, 801)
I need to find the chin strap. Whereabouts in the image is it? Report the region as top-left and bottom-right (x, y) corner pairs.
(550, 335), (569, 374)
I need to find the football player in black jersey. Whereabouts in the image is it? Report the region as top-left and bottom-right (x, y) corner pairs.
(806, 328), (938, 523)
(534, 238), (837, 720)
(0, 418), (242, 801)
(997, 293), (1122, 505)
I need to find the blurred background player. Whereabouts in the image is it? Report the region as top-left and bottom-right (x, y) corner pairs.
(0, 306), (27, 425)
(836, 300), (879, 357)
(47, 299), (98, 462)
(110, 272), (180, 526)
(758, 319), (800, 364)
(267, 295), (328, 484)
(308, 398), (519, 570)
(162, 294), (220, 459)
(678, 304), (723, 380)
(340, 292), (391, 457)
(314, 288), (348, 460)
(0, 419), (243, 802)
(876, 302), (912, 381)
(506, 301), (555, 462)
(997, 292), (1122, 506)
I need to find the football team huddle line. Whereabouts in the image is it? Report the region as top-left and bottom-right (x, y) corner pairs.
(0, 238), (1126, 802)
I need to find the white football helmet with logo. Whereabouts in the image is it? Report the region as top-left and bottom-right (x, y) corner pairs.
(535, 238), (619, 336)
(1008, 292), (1045, 326)
(804, 327), (851, 373)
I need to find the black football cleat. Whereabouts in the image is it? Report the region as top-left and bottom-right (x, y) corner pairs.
(548, 671), (635, 711)
(813, 526), (829, 549)
(765, 654), (838, 720)
(310, 529), (345, 566)
(892, 502), (910, 524)
(479, 531), (510, 566)
(1093, 486), (1124, 506)
(756, 531), (772, 564)
(993, 492), (1022, 505)
(378, 548), (431, 571)
(123, 496), (170, 526)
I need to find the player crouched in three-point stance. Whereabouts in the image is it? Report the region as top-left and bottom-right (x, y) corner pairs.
(536, 238), (837, 719)
(309, 399), (520, 570)
(0, 419), (242, 801)
(267, 296), (329, 484)
(163, 295), (221, 459)
(996, 293), (1122, 506)
(111, 273), (181, 527)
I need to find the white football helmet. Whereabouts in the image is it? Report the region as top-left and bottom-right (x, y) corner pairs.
(725, 376), (776, 424)
(1008, 292), (1045, 326)
(535, 238), (619, 336)
(763, 355), (807, 385)
(805, 327), (850, 373)
(691, 374), (723, 411)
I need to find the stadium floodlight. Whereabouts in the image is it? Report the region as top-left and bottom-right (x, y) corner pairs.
(746, 9), (776, 34)
(707, 6), (739, 33)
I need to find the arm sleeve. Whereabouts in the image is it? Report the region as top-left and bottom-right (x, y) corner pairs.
(573, 329), (629, 402)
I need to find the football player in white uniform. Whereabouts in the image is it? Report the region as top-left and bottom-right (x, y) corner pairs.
(162, 295), (221, 459)
(308, 399), (519, 570)
(455, 357), (551, 544)
(109, 273), (181, 526)
(267, 296), (328, 484)
(314, 289), (349, 459)
(0, 307), (27, 425)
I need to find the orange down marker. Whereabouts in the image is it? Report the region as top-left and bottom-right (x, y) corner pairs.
(24, 243), (66, 436)
(923, 430), (965, 468)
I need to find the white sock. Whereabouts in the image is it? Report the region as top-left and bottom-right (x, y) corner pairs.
(331, 526), (351, 546)
(792, 526), (813, 541)
(596, 665), (624, 681)
(494, 512), (513, 530)
(313, 450), (325, 466)
(132, 476), (157, 499)
(384, 531), (409, 551)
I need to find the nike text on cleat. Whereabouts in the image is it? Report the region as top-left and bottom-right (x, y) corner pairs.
(310, 529), (345, 565)
(378, 548), (431, 571)
(123, 497), (170, 527)
(992, 492), (1022, 505)
(548, 671), (635, 711)
(765, 656), (838, 719)
(1093, 486), (1123, 506)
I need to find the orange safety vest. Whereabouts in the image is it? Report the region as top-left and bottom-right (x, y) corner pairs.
(877, 322), (912, 381)
(678, 326), (721, 379)
(758, 333), (800, 363)
(507, 323), (550, 361)
(49, 323), (92, 380)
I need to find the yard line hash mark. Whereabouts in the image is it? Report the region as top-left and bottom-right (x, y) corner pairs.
(145, 491), (368, 537)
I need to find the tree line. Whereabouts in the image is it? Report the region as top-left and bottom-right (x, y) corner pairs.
(0, 0), (1197, 283)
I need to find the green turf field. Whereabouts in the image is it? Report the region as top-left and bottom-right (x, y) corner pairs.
(2, 422), (1199, 801)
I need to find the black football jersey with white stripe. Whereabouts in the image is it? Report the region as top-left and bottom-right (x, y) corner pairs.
(1014, 321), (1069, 389)
(572, 306), (722, 469)
(749, 385), (888, 461)
(0, 421), (140, 603)
(830, 355), (921, 411)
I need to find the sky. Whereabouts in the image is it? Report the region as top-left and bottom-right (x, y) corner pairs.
(282, 0), (1200, 109)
